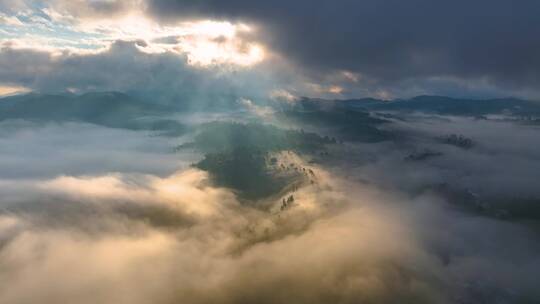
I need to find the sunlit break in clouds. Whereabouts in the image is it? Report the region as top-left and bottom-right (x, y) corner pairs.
(1, 1), (540, 304)
(1, 3), (266, 67)
(76, 15), (266, 66)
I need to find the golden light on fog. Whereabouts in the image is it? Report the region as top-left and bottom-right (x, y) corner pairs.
(328, 85), (344, 94)
(0, 85), (30, 96)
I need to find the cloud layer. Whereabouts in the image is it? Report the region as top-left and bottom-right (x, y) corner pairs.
(0, 120), (539, 303)
(2, 0), (540, 98)
(146, 0), (540, 97)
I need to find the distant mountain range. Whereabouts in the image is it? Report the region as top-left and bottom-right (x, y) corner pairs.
(0, 92), (185, 134)
(2, 92), (540, 130)
(299, 95), (540, 117)
(0, 92), (163, 122)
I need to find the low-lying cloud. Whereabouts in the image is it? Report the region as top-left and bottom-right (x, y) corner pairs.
(0, 132), (539, 303)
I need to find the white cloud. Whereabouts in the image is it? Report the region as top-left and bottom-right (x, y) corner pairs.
(2, 2), (267, 67)
(238, 97), (274, 118)
(269, 89), (298, 103)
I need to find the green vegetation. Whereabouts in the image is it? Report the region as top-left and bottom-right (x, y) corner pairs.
(0, 92), (186, 135)
(186, 122), (332, 200)
(182, 121), (335, 153)
(280, 109), (393, 142)
(196, 148), (292, 200)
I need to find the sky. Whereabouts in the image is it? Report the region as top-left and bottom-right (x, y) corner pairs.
(1, 0), (540, 100)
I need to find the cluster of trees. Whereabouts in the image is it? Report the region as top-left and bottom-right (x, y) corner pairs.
(281, 109), (393, 143)
(405, 149), (443, 161)
(281, 195), (295, 211)
(439, 134), (474, 149)
(181, 122), (336, 154)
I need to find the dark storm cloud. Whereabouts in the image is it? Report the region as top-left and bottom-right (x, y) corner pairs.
(0, 41), (195, 94)
(0, 41), (289, 107)
(146, 0), (540, 92)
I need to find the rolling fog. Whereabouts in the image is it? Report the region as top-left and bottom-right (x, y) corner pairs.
(0, 111), (539, 304)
